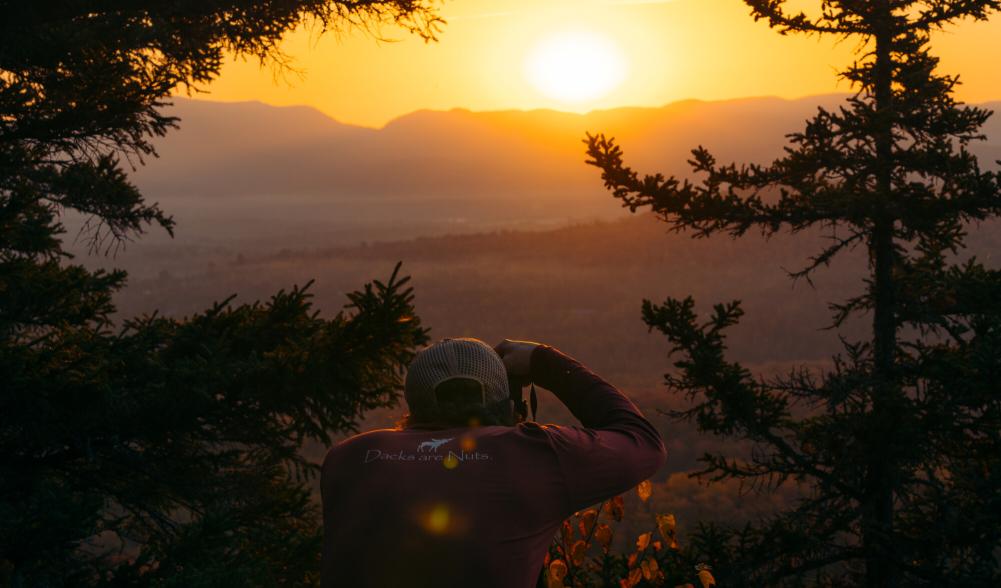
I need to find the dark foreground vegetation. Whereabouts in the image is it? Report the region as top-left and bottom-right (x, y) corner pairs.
(0, 1), (436, 585)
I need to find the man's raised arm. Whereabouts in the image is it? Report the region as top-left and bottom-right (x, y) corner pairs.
(496, 341), (667, 513)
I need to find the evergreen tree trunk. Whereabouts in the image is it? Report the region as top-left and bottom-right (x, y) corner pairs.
(866, 4), (899, 585)
(867, 218), (897, 588)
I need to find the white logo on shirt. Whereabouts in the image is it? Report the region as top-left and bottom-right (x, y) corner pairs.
(361, 436), (491, 464)
(417, 437), (454, 452)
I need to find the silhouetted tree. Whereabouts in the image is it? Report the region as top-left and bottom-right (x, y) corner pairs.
(1, 1), (437, 585)
(587, 1), (1001, 586)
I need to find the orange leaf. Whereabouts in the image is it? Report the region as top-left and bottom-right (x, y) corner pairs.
(636, 532), (652, 552)
(570, 540), (587, 566)
(627, 553), (638, 569)
(641, 557), (663, 583)
(697, 569), (717, 587)
(610, 495), (625, 522)
(562, 520), (574, 540)
(628, 567), (643, 586)
(549, 559), (568, 582)
(656, 513), (676, 542)
(578, 508), (599, 536)
(637, 480), (653, 502)
(644, 560), (660, 580)
(646, 557), (659, 574)
(594, 523), (613, 548)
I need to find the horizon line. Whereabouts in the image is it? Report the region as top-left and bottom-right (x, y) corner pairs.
(165, 92), (1001, 131)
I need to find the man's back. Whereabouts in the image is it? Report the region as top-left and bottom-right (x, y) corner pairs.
(321, 345), (666, 588)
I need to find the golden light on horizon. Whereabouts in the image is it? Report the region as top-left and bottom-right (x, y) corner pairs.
(523, 31), (629, 104)
(196, 0), (1001, 127)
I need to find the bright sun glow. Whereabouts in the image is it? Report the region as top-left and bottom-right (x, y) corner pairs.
(524, 31), (628, 104)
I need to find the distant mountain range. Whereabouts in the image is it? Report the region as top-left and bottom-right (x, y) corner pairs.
(104, 95), (1001, 253)
(136, 94), (1001, 200)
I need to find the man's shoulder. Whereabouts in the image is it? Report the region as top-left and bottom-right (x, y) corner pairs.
(332, 427), (405, 448)
(322, 428), (400, 467)
(338, 427), (402, 446)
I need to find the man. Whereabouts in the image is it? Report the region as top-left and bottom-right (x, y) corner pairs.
(320, 338), (666, 588)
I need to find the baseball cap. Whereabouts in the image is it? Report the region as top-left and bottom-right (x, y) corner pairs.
(404, 338), (509, 416)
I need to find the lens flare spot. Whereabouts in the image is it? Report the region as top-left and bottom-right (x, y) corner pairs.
(443, 453), (459, 469)
(427, 503), (450, 534)
(460, 435), (476, 452)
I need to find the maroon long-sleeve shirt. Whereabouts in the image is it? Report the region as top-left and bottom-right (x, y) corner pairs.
(320, 345), (666, 588)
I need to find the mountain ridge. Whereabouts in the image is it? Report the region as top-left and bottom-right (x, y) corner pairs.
(113, 93), (1001, 251)
(180, 94), (854, 131)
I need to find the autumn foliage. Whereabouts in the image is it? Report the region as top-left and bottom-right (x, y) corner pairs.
(542, 480), (716, 588)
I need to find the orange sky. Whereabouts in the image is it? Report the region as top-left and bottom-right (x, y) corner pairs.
(194, 0), (1001, 128)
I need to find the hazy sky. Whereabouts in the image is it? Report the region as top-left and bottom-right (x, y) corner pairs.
(194, 0), (1001, 127)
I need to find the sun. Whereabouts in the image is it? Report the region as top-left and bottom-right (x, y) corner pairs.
(524, 31), (628, 104)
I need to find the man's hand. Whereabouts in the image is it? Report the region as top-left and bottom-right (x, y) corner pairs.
(494, 339), (541, 379)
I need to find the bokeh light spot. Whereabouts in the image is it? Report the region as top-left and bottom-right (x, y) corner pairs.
(427, 503), (450, 534)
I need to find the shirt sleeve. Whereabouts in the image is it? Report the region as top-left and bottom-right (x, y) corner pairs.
(528, 345), (667, 514)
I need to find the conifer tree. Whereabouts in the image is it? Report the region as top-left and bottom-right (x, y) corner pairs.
(587, 1), (1001, 585)
(1, 2), (437, 585)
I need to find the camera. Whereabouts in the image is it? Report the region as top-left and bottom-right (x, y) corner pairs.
(508, 375), (537, 421)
